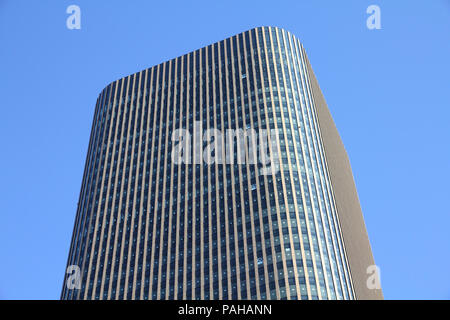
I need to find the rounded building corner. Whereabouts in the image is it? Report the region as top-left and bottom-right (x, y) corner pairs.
(248, 26), (301, 41)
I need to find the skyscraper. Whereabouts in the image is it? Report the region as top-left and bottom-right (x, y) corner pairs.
(61, 26), (382, 300)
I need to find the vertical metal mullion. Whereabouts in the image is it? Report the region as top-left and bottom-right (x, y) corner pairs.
(90, 81), (123, 299)
(132, 68), (150, 299)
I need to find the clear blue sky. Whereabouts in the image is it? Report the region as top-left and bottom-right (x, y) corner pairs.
(1, 0), (449, 300)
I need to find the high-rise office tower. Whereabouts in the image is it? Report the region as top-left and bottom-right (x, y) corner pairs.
(61, 27), (382, 300)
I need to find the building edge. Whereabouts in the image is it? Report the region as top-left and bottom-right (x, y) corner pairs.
(95, 27), (298, 103)
(303, 50), (383, 300)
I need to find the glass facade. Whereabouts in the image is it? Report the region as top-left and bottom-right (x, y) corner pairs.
(61, 26), (358, 300)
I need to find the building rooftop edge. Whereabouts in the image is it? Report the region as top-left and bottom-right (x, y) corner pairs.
(96, 26), (301, 99)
